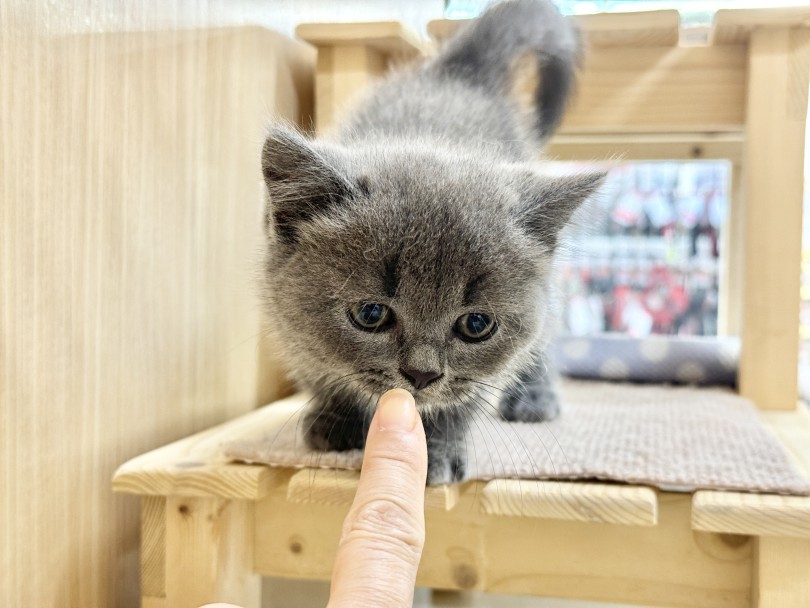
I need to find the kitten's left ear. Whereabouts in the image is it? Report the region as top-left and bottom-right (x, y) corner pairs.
(516, 170), (607, 248)
(261, 126), (354, 245)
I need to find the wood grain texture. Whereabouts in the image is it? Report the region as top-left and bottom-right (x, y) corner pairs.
(692, 491), (810, 539)
(712, 8), (810, 45)
(692, 406), (810, 539)
(285, 468), (460, 510)
(163, 496), (260, 608)
(739, 28), (809, 410)
(561, 45), (747, 134)
(296, 21), (425, 58)
(480, 479), (658, 526)
(754, 536), (810, 608)
(142, 497), (168, 598)
(255, 490), (751, 607)
(0, 5), (313, 606)
(429, 10), (681, 48)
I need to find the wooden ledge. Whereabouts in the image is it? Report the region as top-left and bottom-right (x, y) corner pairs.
(481, 479), (658, 526)
(692, 406), (810, 539)
(429, 11), (681, 48)
(295, 21), (426, 59)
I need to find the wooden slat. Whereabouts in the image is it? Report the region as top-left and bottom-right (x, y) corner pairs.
(255, 491), (751, 607)
(692, 406), (810, 539)
(711, 8), (810, 46)
(112, 397), (304, 499)
(296, 21), (425, 58)
(429, 11), (681, 48)
(546, 132), (744, 162)
(141, 497), (167, 599)
(693, 492), (810, 539)
(286, 468), (459, 511)
(561, 45), (747, 134)
(480, 479), (658, 526)
(739, 29), (810, 410)
(164, 497), (260, 608)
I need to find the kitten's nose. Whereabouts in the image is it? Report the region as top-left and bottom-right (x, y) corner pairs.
(400, 367), (443, 390)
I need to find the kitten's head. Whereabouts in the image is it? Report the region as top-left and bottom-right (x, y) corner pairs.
(260, 127), (603, 410)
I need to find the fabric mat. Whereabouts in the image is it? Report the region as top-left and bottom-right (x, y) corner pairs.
(222, 380), (810, 495)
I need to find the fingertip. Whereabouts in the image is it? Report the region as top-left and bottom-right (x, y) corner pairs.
(376, 388), (418, 432)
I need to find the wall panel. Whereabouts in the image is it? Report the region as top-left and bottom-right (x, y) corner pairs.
(0, 4), (313, 606)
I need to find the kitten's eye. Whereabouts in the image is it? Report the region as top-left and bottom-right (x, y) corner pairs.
(455, 312), (497, 342)
(348, 303), (394, 332)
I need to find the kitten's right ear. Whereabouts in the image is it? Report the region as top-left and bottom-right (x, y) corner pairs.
(261, 126), (353, 245)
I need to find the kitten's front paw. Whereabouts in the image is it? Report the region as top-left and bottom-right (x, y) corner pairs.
(303, 404), (367, 452)
(427, 448), (466, 485)
(500, 384), (561, 423)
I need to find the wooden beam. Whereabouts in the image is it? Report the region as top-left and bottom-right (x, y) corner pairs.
(561, 45), (747, 134)
(313, 45), (386, 132)
(754, 536), (810, 607)
(164, 496), (260, 608)
(692, 492), (810, 539)
(285, 468), (460, 511)
(739, 29), (810, 410)
(480, 479), (658, 526)
(254, 491), (751, 607)
(546, 132), (744, 162)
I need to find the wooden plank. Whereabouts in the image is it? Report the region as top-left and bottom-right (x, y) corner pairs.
(718, 163), (744, 337)
(1, 16), (312, 608)
(429, 11), (681, 48)
(141, 497), (167, 599)
(561, 45), (747, 134)
(255, 490), (751, 607)
(314, 45), (386, 132)
(754, 536), (810, 607)
(712, 8), (810, 46)
(164, 497), (260, 608)
(480, 479), (658, 526)
(546, 132), (744, 162)
(296, 21), (425, 59)
(112, 397), (304, 499)
(286, 468), (459, 511)
(692, 406), (810, 539)
(692, 492), (810, 539)
(739, 29), (810, 410)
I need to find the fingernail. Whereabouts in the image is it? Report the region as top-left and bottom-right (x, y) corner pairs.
(377, 389), (417, 432)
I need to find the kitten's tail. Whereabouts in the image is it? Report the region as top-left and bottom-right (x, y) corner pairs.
(429, 0), (580, 141)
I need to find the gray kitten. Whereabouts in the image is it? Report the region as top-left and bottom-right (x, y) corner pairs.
(260, 0), (604, 484)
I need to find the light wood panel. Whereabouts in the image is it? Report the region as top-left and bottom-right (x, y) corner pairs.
(480, 479), (658, 526)
(254, 491), (751, 607)
(692, 405), (810, 539)
(754, 536), (810, 608)
(561, 44), (747, 134)
(739, 28), (810, 410)
(0, 5), (313, 607)
(429, 10), (681, 48)
(285, 468), (460, 511)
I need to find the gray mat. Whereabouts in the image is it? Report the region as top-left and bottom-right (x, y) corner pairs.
(222, 380), (810, 495)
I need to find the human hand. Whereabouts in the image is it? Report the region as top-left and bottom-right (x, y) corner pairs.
(328, 388), (428, 607)
(200, 388), (428, 608)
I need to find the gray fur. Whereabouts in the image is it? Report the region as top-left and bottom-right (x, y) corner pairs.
(260, 0), (605, 484)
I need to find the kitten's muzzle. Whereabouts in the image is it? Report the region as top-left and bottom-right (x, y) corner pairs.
(400, 367), (443, 390)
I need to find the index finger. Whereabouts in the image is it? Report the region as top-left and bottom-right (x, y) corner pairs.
(327, 389), (428, 608)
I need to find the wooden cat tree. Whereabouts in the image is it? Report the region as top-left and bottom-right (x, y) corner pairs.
(114, 9), (810, 608)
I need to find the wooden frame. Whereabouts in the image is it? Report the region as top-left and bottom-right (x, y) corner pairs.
(115, 9), (810, 608)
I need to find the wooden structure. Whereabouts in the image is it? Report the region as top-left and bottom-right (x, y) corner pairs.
(1, 3), (314, 607)
(113, 8), (810, 608)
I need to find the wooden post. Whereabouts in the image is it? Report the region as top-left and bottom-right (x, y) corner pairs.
(739, 28), (810, 410)
(754, 536), (810, 607)
(315, 45), (386, 132)
(141, 496), (260, 608)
